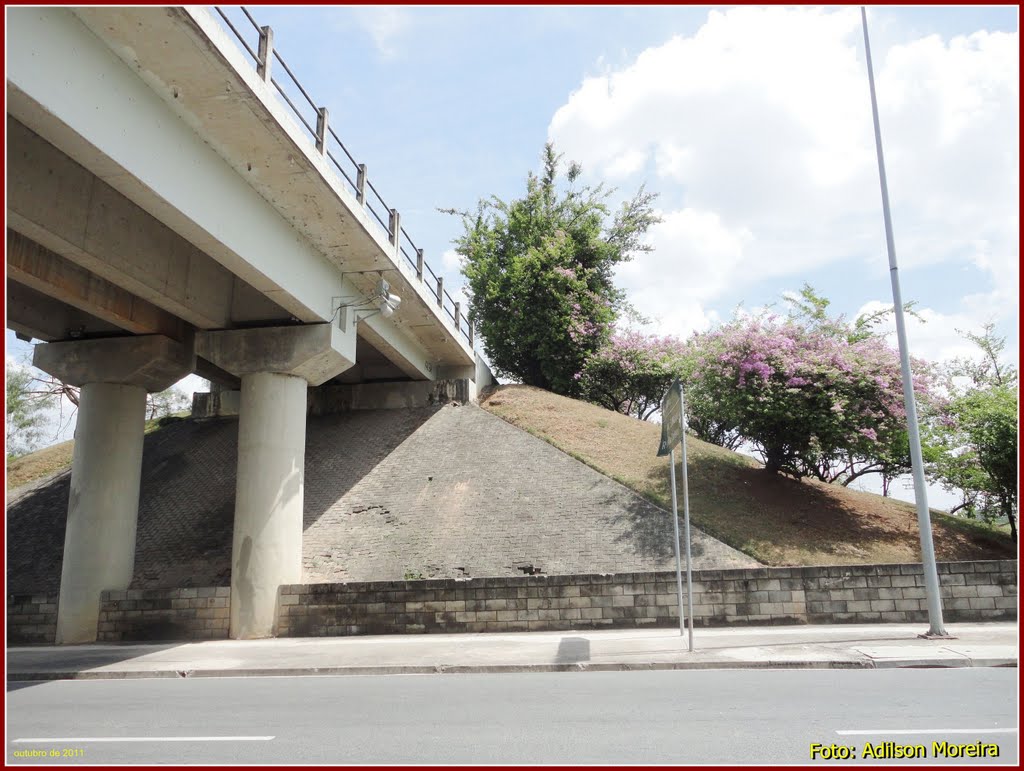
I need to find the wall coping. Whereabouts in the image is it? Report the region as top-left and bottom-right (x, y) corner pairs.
(279, 559), (1018, 594)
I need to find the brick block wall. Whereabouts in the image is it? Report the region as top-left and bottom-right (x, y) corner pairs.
(9, 561), (1016, 643)
(7, 593), (59, 644)
(97, 587), (230, 642)
(277, 560), (1017, 637)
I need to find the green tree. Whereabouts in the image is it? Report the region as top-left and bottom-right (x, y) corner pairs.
(929, 325), (1018, 540)
(146, 387), (191, 421)
(5, 362), (53, 458)
(442, 143), (659, 396)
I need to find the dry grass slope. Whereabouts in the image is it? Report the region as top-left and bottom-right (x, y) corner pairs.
(6, 415), (189, 492)
(6, 440), (75, 491)
(480, 384), (1015, 567)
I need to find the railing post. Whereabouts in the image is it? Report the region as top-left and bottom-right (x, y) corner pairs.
(389, 209), (400, 251)
(315, 107), (328, 155)
(415, 248), (424, 280)
(469, 322), (475, 347)
(257, 26), (274, 83)
(436, 276), (444, 308)
(356, 165), (367, 206)
(454, 303), (461, 333)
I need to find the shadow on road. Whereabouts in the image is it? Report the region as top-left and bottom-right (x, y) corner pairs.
(6, 641), (186, 691)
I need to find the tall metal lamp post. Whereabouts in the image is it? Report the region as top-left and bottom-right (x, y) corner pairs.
(860, 6), (948, 638)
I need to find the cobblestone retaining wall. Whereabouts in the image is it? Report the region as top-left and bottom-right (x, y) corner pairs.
(96, 587), (230, 642)
(7, 593), (59, 644)
(277, 560), (1017, 637)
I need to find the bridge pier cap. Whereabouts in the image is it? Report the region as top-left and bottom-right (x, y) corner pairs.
(32, 334), (195, 392)
(195, 323), (355, 384)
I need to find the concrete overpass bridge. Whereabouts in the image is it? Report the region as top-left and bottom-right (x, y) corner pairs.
(6, 6), (490, 643)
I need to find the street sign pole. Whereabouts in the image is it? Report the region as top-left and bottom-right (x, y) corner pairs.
(668, 449), (686, 638)
(659, 378), (693, 648)
(678, 382), (695, 652)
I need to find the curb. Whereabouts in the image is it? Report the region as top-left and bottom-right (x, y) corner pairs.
(7, 657), (1016, 682)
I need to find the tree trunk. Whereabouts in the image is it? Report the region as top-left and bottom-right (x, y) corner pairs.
(1003, 497), (1018, 542)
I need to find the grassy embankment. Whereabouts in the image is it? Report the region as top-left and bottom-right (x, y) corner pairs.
(480, 384), (1015, 566)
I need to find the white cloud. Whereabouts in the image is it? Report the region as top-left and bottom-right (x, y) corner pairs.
(614, 207), (748, 337)
(605, 148), (648, 180)
(549, 6), (1019, 338)
(440, 248), (462, 273)
(853, 299), (1014, 366)
(351, 7), (411, 58)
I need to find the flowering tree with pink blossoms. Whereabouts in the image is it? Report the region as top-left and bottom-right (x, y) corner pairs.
(685, 307), (935, 484)
(578, 331), (689, 420)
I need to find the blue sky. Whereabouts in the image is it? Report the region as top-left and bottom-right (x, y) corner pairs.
(6, 5), (1019, 507)
(217, 3), (1018, 365)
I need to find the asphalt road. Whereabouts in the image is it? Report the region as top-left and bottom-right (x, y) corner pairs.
(7, 669), (1018, 764)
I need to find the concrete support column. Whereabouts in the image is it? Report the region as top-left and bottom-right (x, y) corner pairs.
(56, 382), (147, 644)
(196, 324), (357, 639)
(33, 334), (194, 644)
(230, 372), (308, 639)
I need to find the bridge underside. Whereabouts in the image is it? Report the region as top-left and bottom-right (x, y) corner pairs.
(6, 119), (417, 388)
(6, 7), (489, 643)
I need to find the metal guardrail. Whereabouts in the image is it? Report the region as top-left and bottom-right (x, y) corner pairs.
(213, 6), (474, 349)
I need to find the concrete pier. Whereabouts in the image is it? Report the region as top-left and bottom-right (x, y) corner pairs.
(56, 382), (147, 644)
(230, 372), (308, 639)
(33, 334), (194, 644)
(197, 325), (355, 638)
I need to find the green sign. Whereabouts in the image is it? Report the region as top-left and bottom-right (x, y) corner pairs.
(657, 379), (683, 457)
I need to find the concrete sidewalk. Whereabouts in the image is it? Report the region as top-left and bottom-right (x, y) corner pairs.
(6, 622), (1017, 681)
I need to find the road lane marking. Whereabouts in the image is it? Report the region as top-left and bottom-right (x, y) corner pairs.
(13, 736), (274, 743)
(837, 729), (1016, 736)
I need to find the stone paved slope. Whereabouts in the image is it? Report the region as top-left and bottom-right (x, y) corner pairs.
(6, 404), (757, 593)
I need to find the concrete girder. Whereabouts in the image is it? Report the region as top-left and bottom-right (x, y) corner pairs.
(6, 118), (286, 332)
(6, 230), (189, 341)
(5, 8), (342, 325)
(358, 314), (442, 382)
(194, 358), (242, 391)
(196, 324), (356, 387)
(5, 280), (123, 342)
(33, 334), (196, 393)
